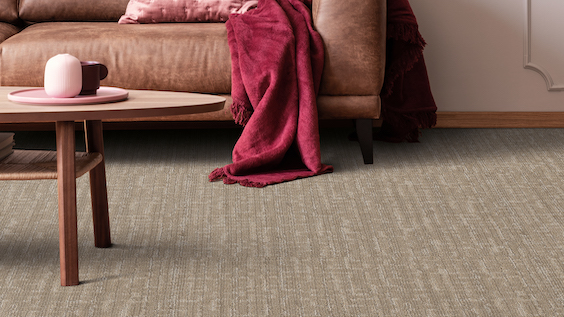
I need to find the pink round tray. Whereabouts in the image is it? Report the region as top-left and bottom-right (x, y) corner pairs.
(8, 87), (129, 105)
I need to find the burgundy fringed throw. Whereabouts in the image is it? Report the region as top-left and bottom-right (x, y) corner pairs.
(379, 0), (437, 143)
(209, 0), (333, 188)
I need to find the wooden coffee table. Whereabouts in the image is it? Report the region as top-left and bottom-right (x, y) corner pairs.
(0, 87), (225, 286)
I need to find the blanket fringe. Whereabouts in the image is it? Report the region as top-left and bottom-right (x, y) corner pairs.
(373, 0), (438, 144)
(387, 23), (426, 47)
(378, 110), (437, 143)
(209, 167), (268, 187)
(209, 167), (227, 182)
(237, 179), (267, 188)
(231, 100), (253, 126)
(383, 23), (426, 98)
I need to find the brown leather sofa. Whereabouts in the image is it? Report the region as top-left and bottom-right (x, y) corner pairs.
(0, 0), (385, 163)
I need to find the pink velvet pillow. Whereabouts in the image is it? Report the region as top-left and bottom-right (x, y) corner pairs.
(118, 0), (258, 24)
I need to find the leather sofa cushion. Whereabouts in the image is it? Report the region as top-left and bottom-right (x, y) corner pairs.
(0, 22), (20, 43)
(19, 0), (130, 22)
(0, 0), (19, 23)
(0, 22), (232, 93)
(102, 94), (381, 122)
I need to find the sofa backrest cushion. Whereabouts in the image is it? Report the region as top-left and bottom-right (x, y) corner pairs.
(0, 0), (19, 23)
(18, 0), (131, 22)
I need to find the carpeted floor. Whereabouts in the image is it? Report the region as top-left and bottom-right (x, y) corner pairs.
(1, 127), (563, 316)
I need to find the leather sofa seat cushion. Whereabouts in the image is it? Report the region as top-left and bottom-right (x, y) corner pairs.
(0, 22), (20, 43)
(18, 0), (130, 22)
(102, 94), (381, 122)
(0, 22), (232, 93)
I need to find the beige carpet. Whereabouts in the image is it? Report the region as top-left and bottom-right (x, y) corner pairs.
(1, 128), (563, 316)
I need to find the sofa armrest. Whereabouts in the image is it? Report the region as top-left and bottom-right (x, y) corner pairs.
(312, 0), (386, 96)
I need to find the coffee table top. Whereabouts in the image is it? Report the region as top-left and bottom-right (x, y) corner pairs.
(0, 86), (225, 122)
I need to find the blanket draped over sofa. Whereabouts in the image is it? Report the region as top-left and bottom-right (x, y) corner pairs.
(378, 0), (437, 142)
(210, 0), (436, 187)
(209, 0), (333, 187)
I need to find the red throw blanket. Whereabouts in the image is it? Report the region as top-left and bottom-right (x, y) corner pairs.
(379, 0), (437, 142)
(209, 0), (333, 188)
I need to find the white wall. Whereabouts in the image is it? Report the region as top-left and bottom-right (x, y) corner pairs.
(410, 0), (564, 112)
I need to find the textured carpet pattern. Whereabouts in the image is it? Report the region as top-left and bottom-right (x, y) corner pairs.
(1, 128), (564, 316)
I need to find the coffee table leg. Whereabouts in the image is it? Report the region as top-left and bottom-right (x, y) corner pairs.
(56, 121), (79, 286)
(84, 120), (111, 248)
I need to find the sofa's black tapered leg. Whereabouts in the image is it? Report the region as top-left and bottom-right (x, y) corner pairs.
(355, 119), (373, 164)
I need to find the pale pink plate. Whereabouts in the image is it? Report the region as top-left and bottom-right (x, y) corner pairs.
(8, 87), (129, 105)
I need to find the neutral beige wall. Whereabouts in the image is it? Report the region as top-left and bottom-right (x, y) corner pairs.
(410, 0), (564, 112)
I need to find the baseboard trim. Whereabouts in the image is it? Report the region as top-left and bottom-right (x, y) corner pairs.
(435, 112), (564, 128)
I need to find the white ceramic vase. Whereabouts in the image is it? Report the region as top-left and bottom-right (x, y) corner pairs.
(44, 54), (82, 98)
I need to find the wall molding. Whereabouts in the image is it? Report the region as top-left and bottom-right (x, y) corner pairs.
(523, 0), (564, 91)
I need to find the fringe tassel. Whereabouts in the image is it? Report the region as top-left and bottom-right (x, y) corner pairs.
(418, 110), (438, 129)
(209, 167), (226, 182)
(223, 177), (267, 187)
(238, 179), (267, 188)
(387, 23), (426, 48)
(382, 23), (427, 98)
(377, 110), (437, 143)
(208, 167), (267, 187)
(231, 100), (253, 126)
